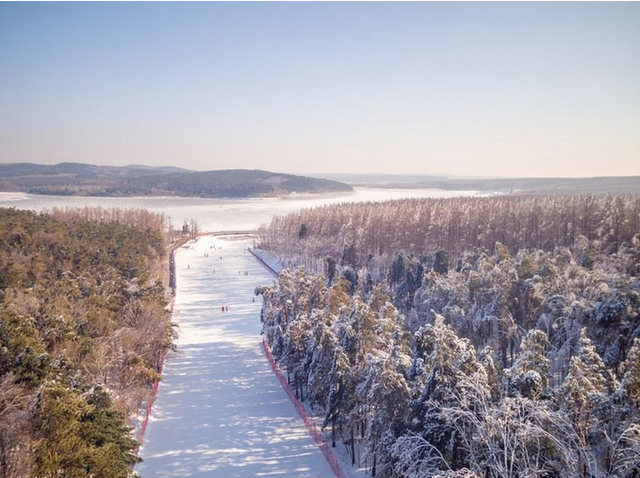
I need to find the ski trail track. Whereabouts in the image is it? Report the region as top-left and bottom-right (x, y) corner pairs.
(136, 235), (335, 478)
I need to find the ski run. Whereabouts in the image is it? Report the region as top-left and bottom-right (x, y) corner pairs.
(136, 234), (355, 478)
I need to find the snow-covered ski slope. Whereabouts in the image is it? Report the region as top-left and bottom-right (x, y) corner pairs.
(135, 235), (336, 477)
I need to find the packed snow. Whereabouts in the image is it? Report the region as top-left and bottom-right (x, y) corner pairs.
(135, 235), (337, 477)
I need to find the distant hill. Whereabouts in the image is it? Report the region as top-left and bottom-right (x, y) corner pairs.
(0, 163), (353, 198)
(312, 173), (640, 195)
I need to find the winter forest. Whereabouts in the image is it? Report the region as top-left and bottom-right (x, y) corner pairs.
(257, 195), (640, 478)
(0, 207), (173, 477)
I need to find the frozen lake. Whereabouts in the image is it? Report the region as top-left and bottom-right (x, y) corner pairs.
(0, 187), (478, 232)
(134, 235), (337, 477)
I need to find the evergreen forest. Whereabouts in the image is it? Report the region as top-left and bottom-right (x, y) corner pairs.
(0, 207), (174, 478)
(258, 195), (640, 478)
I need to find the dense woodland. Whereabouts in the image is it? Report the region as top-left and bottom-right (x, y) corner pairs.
(258, 195), (640, 478)
(0, 207), (174, 477)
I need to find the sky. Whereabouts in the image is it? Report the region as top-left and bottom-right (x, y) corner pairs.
(0, 2), (639, 178)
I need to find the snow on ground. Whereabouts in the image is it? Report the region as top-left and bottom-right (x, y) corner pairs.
(135, 235), (337, 478)
(250, 248), (285, 274)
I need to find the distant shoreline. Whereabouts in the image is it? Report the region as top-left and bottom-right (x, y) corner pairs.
(0, 163), (353, 198)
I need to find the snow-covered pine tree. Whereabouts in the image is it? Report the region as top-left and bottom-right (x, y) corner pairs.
(620, 338), (640, 408)
(559, 328), (619, 476)
(404, 314), (490, 472)
(504, 329), (551, 399)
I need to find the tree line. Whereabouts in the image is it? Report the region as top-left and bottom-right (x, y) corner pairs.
(0, 207), (174, 478)
(257, 194), (640, 478)
(260, 195), (640, 273)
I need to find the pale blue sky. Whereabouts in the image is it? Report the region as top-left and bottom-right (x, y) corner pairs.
(1, 2), (639, 177)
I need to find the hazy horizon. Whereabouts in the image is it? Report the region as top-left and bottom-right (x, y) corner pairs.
(3, 160), (640, 181)
(1, 2), (639, 179)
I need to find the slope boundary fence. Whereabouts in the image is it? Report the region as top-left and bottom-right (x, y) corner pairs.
(262, 337), (347, 478)
(249, 247), (347, 478)
(134, 268), (176, 457)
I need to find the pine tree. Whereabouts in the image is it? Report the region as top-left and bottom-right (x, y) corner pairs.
(34, 383), (140, 478)
(559, 329), (619, 476)
(306, 318), (339, 407)
(323, 344), (352, 450)
(505, 329), (551, 399)
(620, 338), (640, 408)
(560, 330), (617, 418)
(409, 314), (490, 470)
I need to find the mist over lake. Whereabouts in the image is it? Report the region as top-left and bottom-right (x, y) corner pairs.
(0, 187), (479, 232)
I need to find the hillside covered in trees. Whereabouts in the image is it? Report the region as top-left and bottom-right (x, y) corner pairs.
(0, 207), (174, 477)
(315, 173), (640, 195)
(0, 162), (353, 198)
(257, 195), (640, 478)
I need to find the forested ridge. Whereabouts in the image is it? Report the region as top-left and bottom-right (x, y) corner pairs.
(0, 162), (352, 197)
(0, 207), (174, 477)
(258, 194), (640, 478)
